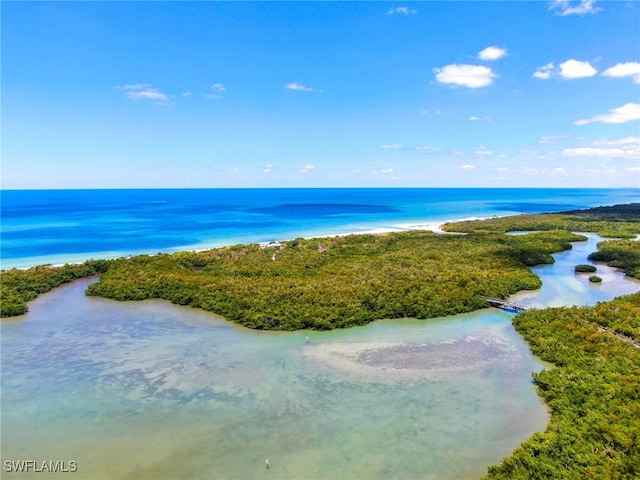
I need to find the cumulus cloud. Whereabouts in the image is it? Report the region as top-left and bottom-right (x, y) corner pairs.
(602, 62), (640, 84)
(434, 64), (498, 88)
(550, 0), (601, 16)
(534, 60), (597, 80)
(117, 84), (169, 103)
(478, 46), (507, 61)
(299, 164), (315, 173)
(533, 63), (555, 80)
(574, 103), (640, 125)
(285, 82), (314, 92)
(559, 59), (597, 79)
(387, 6), (417, 15)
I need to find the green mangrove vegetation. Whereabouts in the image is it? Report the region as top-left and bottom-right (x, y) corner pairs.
(443, 203), (640, 238)
(486, 292), (640, 479)
(85, 229), (582, 330)
(0, 260), (111, 317)
(588, 239), (640, 279)
(575, 264), (597, 273)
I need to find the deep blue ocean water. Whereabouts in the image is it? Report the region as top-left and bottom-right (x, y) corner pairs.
(2, 188), (638, 269)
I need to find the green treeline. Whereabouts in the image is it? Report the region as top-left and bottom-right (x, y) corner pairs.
(84, 230), (582, 330)
(443, 203), (640, 239)
(588, 239), (640, 279)
(0, 260), (111, 317)
(443, 204), (640, 281)
(486, 292), (640, 479)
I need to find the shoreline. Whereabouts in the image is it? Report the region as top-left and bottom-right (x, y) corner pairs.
(1, 216), (488, 271)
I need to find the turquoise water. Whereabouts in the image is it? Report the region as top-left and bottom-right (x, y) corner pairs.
(2, 188), (638, 269)
(2, 234), (638, 479)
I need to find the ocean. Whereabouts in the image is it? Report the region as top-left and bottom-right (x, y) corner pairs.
(1, 188), (639, 269)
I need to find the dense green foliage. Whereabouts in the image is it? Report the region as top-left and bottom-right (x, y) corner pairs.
(0, 260), (111, 317)
(84, 230), (583, 330)
(443, 203), (640, 239)
(589, 275), (603, 283)
(575, 264), (597, 273)
(486, 293), (640, 479)
(588, 239), (640, 279)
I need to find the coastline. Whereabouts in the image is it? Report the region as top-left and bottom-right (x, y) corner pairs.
(1, 216), (487, 271)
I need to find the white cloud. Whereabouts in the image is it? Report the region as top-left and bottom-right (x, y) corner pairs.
(434, 64), (498, 88)
(117, 84), (169, 103)
(561, 136), (640, 159)
(478, 46), (507, 61)
(550, 0), (601, 16)
(468, 116), (492, 122)
(263, 164), (273, 174)
(381, 144), (404, 149)
(561, 147), (638, 158)
(559, 59), (597, 79)
(593, 136), (640, 146)
(299, 164), (315, 173)
(379, 168), (394, 174)
(181, 92), (192, 97)
(475, 146), (493, 156)
(602, 62), (640, 84)
(285, 82), (314, 92)
(387, 6), (417, 15)
(205, 83), (227, 100)
(459, 164), (476, 170)
(227, 167), (240, 172)
(533, 63), (554, 80)
(415, 145), (441, 152)
(575, 103), (640, 125)
(539, 134), (571, 144)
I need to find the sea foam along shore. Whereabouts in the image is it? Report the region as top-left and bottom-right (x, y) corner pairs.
(305, 216), (488, 239)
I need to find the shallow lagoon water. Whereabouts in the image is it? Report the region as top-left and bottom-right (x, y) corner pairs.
(2, 234), (638, 479)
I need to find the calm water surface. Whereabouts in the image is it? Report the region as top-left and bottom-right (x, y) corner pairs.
(1, 235), (638, 479)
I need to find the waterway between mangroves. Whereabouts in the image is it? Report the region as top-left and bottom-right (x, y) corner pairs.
(2, 233), (639, 480)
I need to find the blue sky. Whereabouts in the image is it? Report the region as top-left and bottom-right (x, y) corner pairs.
(2, 1), (639, 189)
